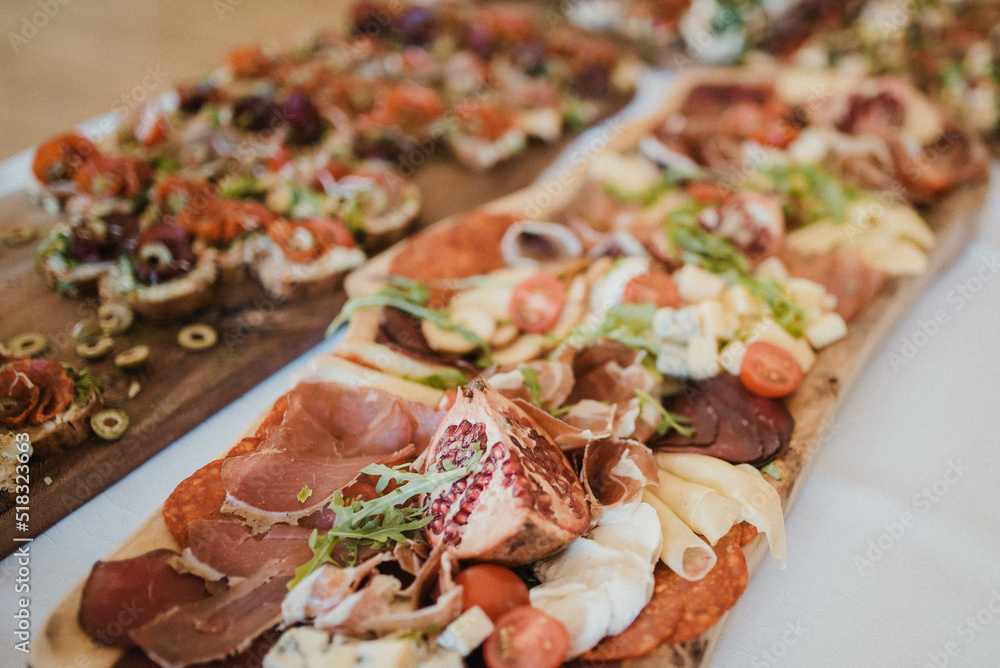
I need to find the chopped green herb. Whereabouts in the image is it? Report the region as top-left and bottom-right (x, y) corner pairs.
(761, 462), (781, 480)
(518, 364), (544, 408)
(218, 175), (265, 200)
(409, 368), (469, 391)
(635, 388), (694, 437)
(68, 368), (104, 405)
(752, 164), (860, 227)
(565, 303), (660, 354)
(297, 485), (313, 504)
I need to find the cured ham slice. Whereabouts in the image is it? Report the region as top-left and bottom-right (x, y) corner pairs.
(130, 558), (293, 668)
(580, 438), (658, 524)
(221, 380), (441, 531)
(780, 245), (887, 323)
(78, 550), (209, 648)
(186, 519), (313, 579)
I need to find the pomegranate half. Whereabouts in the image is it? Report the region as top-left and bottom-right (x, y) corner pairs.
(422, 380), (590, 566)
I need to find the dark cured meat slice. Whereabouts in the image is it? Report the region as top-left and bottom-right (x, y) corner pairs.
(186, 519), (313, 579)
(78, 549), (210, 647)
(112, 628), (281, 668)
(651, 375), (792, 467)
(130, 559), (293, 667)
(376, 307), (478, 375)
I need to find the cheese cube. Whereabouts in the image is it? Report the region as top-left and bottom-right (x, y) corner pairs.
(653, 306), (701, 343)
(754, 257), (789, 283)
(805, 312), (847, 349)
(788, 338), (817, 373)
(673, 265), (725, 302)
(719, 340), (748, 376)
(696, 300), (737, 341)
(437, 606), (494, 657)
(686, 334), (720, 380)
(656, 342), (689, 378)
(356, 639), (420, 668)
(785, 277), (829, 313)
(723, 284), (762, 316)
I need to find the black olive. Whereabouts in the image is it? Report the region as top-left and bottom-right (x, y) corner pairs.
(232, 95), (284, 132)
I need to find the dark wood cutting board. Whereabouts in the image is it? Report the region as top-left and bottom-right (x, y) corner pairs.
(0, 134), (586, 558)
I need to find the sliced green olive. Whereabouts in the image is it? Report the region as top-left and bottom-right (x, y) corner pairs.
(139, 241), (174, 268)
(6, 332), (48, 357)
(98, 302), (134, 336)
(0, 224), (38, 247)
(178, 323), (218, 352)
(115, 344), (149, 370)
(76, 337), (114, 360)
(73, 319), (104, 345)
(90, 409), (129, 441)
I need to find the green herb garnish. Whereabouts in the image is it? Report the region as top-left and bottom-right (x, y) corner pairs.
(635, 388), (694, 437)
(289, 447), (484, 590)
(518, 364), (544, 408)
(326, 276), (493, 365)
(565, 303), (660, 354)
(69, 368), (104, 405)
(408, 369), (469, 391)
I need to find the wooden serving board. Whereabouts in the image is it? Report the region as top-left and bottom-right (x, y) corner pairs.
(0, 132), (595, 559)
(32, 66), (990, 668)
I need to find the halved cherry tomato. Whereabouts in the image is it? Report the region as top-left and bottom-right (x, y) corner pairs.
(32, 133), (98, 183)
(483, 605), (569, 668)
(454, 565), (530, 623)
(339, 481), (378, 502)
(739, 341), (803, 398)
(623, 271), (681, 309)
(509, 273), (566, 334)
(72, 156), (153, 198)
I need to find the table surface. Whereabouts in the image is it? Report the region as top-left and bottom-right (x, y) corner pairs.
(2, 6), (1000, 667)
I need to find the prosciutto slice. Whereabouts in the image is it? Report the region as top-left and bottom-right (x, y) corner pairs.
(185, 519), (313, 579)
(221, 381), (441, 531)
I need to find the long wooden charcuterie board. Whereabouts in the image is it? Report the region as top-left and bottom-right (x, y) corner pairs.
(31, 66), (990, 667)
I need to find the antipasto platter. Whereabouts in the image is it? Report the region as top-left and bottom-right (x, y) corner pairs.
(31, 60), (990, 668)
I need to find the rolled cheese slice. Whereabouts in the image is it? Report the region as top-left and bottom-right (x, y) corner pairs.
(641, 490), (717, 581)
(650, 469), (743, 546)
(655, 453), (787, 568)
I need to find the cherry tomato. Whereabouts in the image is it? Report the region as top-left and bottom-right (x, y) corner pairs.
(483, 606), (569, 668)
(72, 156), (153, 198)
(739, 341), (803, 398)
(509, 273), (565, 334)
(622, 271), (681, 309)
(456, 100), (518, 141)
(226, 45), (269, 78)
(454, 565), (530, 623)
(32, 133), (98, 183)
(340, 481), (378, 502)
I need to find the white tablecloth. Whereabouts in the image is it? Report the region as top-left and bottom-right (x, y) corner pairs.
(3, 70), (1000, 668)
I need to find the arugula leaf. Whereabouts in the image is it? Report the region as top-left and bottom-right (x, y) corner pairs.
(565, 303), (660, 354)
(408, 369), (469, 391)
(635, 388), (694, 437)
(325, 277), (493, 365)
(752, 164), (860, 226)
(518, 364), (543, 408)
(289, 448), (484, 590)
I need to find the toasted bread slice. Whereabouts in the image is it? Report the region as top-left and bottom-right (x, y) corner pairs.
(252, 235), (366, 300)
(98, 251), (218, 322)
(23, 384), (104, 458)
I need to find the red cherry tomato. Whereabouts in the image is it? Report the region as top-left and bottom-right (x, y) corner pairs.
(32, 133), (98, 183)
(685, 180), (731, 204)
(622, 271), (681, 309)
(509, 273), (566, 334)
(483, 605), (570, 668)
(739, 341), (803, 398)
(454, 565), (530, 623)
(339, 481), (378, 502)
